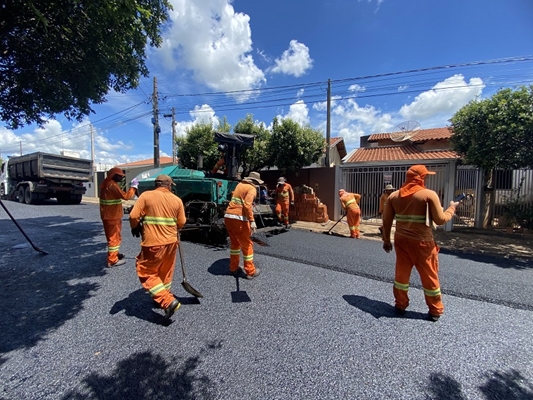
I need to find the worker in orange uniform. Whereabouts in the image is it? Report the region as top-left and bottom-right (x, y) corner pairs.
(129, 174), (186, 320)
(99, 167), (138, 267)
(338, 189), (362, 238)
(378, 184), (396, 235)
(275, 177), (294, 228)
(382, 165), (458, 322)
(224, 171), (263, 279)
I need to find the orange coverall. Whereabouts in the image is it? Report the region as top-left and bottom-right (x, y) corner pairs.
(378, 192), (391, 234)
(224, 181), (257, 276)
(99, 175), (136, 265)
(275, 183), (294, 226)
(340, 192), (361, 238)
(383, 188), (456, 316)
(129, 187), (186, 309)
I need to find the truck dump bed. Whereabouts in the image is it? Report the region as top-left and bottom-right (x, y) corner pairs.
(8, 152), (92, 183)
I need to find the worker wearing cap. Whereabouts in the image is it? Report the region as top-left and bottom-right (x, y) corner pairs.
(224, 171), (262, 279)
(378, 184), (396, 235)
(382, 164), (459, 322)
(338, 189), (362, 238)
(129, 174), (186, 320)
(99, 167), (138, 267)
(275, 177), (294, 228)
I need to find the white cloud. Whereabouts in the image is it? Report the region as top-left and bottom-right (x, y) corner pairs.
(398, 85), (409, 92)
(399, 74), (484, 120)
(271, 100), (311, 127)
(158, 0), (265, 96)
(349, 84), (366, 92)
(270, 40), (313, 78)
(174, 104), (220, 138)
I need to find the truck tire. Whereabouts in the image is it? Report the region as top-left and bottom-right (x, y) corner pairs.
(18, 187), (25, 203)
(24, 186), (32, 204)
(56, 193), (70, 205)
(70, 194), (82, 205)
(0, 183), (5, 197)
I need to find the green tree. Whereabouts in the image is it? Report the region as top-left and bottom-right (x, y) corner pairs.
(233, 114), (271, 176)
(450, 85), (533, 170)
(1, 0), (172, 129)
(450, 85), (533, 228)
(266, 117), (325, 174)
(176, 121), (219, 171)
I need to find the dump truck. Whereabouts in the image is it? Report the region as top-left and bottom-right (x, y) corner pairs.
(124, 132), (276, 244)
(0, 152), (93, 205)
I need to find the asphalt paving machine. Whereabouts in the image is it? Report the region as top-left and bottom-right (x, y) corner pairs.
(125, 132), (276, 245)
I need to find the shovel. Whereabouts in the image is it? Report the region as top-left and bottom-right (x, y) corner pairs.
(0, 199), (48, 255)
(323, 214), (345, 235)
(177, 238), (203, 298)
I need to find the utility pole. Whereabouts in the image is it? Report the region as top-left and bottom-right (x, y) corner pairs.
(325, 78), (331, 167)
(164, 107), (177, 165)
(171, 107), (176, 164)
(152, 76), (160, 168)
(90, 124), (95, 174)
(20, 141), (22, 156)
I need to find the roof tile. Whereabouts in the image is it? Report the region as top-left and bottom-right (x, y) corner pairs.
(368, 127), (453, 142)
(345, 144), (459, 163)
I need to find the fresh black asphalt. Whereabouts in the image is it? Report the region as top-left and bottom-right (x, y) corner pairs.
(1, 200), (532, 399)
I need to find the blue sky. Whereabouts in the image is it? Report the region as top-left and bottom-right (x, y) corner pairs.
(1, 0), (532, 168)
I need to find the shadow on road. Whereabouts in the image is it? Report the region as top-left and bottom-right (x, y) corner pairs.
(61, 346), (221, 399)
(207, 258), (231, 276)
(0, 216), (108, 362)
(343, 295), (428, 320)
(424, 369), (533, 400)
(110, 288), (168, 325)
(439, 248), (533, 270)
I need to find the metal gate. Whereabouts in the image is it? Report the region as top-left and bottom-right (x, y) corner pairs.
(453, 165), (482, 228)
(339, 163), (450, 224)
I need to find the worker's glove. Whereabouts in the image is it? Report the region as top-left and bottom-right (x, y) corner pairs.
(130, 178), (139, 189)
(290, 201), (294, 206)
(250, 221), (257, 234)
(131, 224), (142, 238)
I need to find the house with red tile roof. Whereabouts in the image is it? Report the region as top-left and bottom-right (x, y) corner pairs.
(336, 127), (462, 230)
(115, 156), (175, 168)
(343, 127), (459, 164)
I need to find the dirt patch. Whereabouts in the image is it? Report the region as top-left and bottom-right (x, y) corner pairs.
(433, 228), (533, 261)
(297, 219), (533, 262)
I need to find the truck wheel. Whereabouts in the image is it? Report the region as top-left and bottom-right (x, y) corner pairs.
(70, 195), (82, 205)
(18, 187), (25, 203)
(0, 184), (5, 197)
(24, 186), (33, 204)
(56, 193), (70, 205)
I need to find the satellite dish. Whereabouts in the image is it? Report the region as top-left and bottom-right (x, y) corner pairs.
(390, 120), (421, 142)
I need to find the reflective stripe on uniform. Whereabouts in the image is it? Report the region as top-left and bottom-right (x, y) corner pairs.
(395, 214), (426, 223)
(231, 197), (243, 205)
(230, 249), (241, 256)
(224, 213), (248, 221)
(345, 198), (356, 206)
(100, 199), (122, 205)
(149, 283), (166, 296)
(143, 216), (177, 226)
(424, 287), (441, 297)
(394, 281), (409, 291)
(349, 225), (359, 231)
(243, 253), (253, 261)
(108, 245), (119, 252)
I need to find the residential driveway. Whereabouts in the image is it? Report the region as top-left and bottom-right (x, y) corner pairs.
(0, 200), (532, 399)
